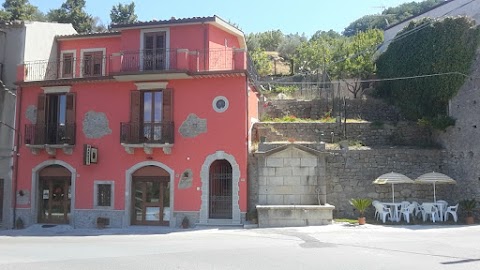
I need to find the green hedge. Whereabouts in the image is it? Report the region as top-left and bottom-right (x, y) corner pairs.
(376, 17), (480, 126)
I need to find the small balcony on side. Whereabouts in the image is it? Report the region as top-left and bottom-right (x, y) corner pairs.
(16, 48), (249, 83)
(24, 123), (76, 155)
(120, 122), (174, 155)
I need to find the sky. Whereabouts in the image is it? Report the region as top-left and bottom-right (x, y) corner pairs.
(20, 0), (423, 36)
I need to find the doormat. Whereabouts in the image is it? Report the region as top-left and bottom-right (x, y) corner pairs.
(41, 225), (57, 228)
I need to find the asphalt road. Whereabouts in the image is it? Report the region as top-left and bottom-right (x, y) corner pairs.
(0, 223), (479, 270)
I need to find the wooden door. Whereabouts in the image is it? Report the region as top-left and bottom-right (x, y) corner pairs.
(131, 177), (170, 225)
(38, 177), (71, 224)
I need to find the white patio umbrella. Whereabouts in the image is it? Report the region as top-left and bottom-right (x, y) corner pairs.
(372, 172), (414, 203)
(414, 172), (457, 203)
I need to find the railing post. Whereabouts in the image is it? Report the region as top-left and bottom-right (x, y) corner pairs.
(176, 49), (189, 71)
(234, 49), (247, 70)
(110, 53), (123, 73)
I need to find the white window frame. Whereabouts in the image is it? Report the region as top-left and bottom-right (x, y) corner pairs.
(139, 28), (170, 71)
(59, 50), (77, 79)
(79, 48), (107, 78)
(93, 180), (114, 210)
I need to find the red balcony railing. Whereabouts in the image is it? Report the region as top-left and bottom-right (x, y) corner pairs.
(17, 48), (249, 82)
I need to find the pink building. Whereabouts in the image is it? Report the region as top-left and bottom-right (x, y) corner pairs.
(14, 16), (259, 228)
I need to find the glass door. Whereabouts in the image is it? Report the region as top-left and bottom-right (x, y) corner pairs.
(38, 177), (71, 224)
(143, 32), (166, 71)
(132, 177), (169, 225)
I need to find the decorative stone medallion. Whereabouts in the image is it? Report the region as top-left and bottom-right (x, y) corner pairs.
(83, 111), (112, 139)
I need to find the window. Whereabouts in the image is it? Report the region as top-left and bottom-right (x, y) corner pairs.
(94, 181), (114, 209)
(212, 96), (229, 113)
(61, 52), (74, 78)
(122, 89), (173, 144)
(143, 32), (166, 70)
(27, 92), (76, 145)
(83, 51), (104, 77)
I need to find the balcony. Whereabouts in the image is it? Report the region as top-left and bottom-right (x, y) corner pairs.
(120, 121), (174, 155)
(16, 48), (249, 83)
(24, 123), (76, 155)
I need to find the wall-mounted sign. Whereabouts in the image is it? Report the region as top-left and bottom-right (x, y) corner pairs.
(84, 144), (99, 165)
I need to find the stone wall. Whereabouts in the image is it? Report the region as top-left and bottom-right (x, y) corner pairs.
(434, 50), (480, 220)
(249, 143), (446, 220)
(262, 98), (402, 121)
(325, 149), (446, 219)
(254, 122), (434, 147)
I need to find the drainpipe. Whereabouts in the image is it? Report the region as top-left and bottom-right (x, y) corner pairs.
(203, 23), (207, 71)
(11, 86), (21, 229)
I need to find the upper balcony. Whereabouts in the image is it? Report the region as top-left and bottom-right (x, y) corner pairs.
(16, 48), (249, 83)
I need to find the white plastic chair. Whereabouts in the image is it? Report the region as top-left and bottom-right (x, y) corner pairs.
(444, 203), (459, 222)
(411, 201), (422, 218)
(421, 203), (438, 222)
(373, 203), (391, 223)
(401, 203), (416, 223)
(372, 201), (381, 220)
(436, 200), (448, 221)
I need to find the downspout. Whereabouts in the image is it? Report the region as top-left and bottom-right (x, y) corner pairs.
(11, 86), (21, 229)
(203, 23), (208, 71)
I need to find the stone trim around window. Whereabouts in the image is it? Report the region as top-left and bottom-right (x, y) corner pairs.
(93, 180), (114, 210)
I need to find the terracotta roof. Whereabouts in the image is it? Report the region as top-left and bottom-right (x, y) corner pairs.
(111, 15), (218, 29)
(56, 31), (121, 39)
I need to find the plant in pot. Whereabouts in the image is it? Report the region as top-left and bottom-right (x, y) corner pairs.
(349, 198), (372, 225)
(459, 199), (477, 225)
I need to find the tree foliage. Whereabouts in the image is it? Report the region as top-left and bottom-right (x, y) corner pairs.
(375, 17), (480, 122)
(343, 0), (444, 36)
(277, 33), (306, 59)
(332, 29), (383, 98)
(292, 29), (382, 98)
(0, 0), (44, 22)
(47, 0), (94, 33)
(250, 49), (272, 76)
(110, 2), (137, 25)
(246, 30), (284, 51)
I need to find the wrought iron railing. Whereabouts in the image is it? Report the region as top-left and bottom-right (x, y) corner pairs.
(24, 123), (76, 145)
(120, 122), (174, 144)
(18, 48), (249, 82)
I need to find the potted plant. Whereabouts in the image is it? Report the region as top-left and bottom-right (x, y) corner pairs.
(349, 198), (372, 225)
(181, 216), (190, 229)
(460, 199), (477, 225)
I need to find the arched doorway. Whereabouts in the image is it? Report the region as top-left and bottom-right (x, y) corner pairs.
(131, 165), (170, 226)
(38, 165), (71, 224)
(209, 160), (232, 219)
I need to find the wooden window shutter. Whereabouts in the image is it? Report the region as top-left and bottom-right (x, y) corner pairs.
(65, 93), (76, 145)
(130, 91), (141, 143)
(35, 94), (46, 144)
(162, 88), (173, 144)
(66, 93), (76, 124)
(162, 88), (173, 123)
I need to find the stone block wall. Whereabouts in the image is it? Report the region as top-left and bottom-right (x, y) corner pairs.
(257, 147), (324, 205)
(262, 98), (402, 122)
(254, 122), (433, 147)
(325, 149), (446, 219)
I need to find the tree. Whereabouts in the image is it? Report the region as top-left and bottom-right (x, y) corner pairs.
(47, 0), (94, 33)
(110, 2), (137, 25)
(293, 38), (336, 75)
(343, 0), (444, 36)
(0, 0), (44, 22)
(277, 33), (306, 59)
(250, 49), (272, 77)
(332, 29), (383, 98)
